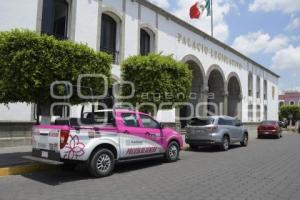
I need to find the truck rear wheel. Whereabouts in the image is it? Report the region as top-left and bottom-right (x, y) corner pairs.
(88, 148), (115, 178)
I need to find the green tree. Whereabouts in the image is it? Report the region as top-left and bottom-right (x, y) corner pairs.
(121, 54), (192, 113)
(279, 105), (300, 121)
(0, 29), (112, 111)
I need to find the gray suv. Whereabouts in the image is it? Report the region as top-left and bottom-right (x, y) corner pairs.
(185, 116), (248, 151)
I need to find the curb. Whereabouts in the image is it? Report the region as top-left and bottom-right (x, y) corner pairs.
(0, 164), (58, 177)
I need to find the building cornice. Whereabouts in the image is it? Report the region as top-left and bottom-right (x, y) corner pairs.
(136, 0), (280, 78)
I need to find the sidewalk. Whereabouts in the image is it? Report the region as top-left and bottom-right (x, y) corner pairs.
(0, 146), (33, 168)
(0, 146), (59, 176)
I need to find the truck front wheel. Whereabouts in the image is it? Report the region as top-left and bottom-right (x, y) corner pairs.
(165, 141), (179, 162)
(88, 148), (115, 178)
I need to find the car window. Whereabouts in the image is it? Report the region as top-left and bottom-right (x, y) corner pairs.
(261, 121), (276, 125)
(140, 114), (160, 129)
(189, 118), (214, 126)
(234, 120), (242, 126)
(121, 113), (139, 127)
(218, 118), (234, 126)
(86, 111), (115, 126)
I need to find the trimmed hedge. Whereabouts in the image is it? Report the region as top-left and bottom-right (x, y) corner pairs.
(121, 54), (192, 112)
(0, 29), (112, 104)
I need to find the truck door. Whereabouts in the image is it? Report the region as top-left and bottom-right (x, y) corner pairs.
(139, 114), (164, 147)
(117, 112), (162, 158)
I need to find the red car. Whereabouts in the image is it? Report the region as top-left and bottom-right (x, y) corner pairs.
(257, 121), (282, 139)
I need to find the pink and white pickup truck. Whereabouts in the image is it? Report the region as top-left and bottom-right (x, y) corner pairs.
(27, 109), (183, 177)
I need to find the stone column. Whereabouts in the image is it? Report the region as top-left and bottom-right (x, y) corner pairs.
(201, 87), (209, 116)
(238, 94), (243, 120)
(224, 92), (228, 116)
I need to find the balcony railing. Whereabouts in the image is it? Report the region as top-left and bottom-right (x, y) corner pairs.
(41, 31), (68, 40)
(100, 47), (120, 65)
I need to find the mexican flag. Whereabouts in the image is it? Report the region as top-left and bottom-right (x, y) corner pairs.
(190, 0), (211, 19)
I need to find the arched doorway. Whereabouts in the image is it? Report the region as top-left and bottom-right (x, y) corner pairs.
(179, 56), (205, 128)
(227, 74), (242, 118)
(207, 67), (225, 116)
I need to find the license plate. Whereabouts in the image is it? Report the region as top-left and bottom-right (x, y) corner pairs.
(41, 151), (48, 158)
(264, 132), (270, 134)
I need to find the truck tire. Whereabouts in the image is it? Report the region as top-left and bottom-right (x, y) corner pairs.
(165, 141), (179, 162)
(88, 148), (115, 178)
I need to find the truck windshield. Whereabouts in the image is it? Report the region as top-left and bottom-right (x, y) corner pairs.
(189, 118), (214, 126)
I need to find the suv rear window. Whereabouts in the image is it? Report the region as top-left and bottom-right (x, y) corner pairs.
(218, 118), (234, 126)
(189, 118), (214, 126)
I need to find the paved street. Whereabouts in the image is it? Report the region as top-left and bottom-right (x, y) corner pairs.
(1, 132), (300, 200)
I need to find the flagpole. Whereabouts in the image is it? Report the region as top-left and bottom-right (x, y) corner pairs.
(211, 0), (213, 37)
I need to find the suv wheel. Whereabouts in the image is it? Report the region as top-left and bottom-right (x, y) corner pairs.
(220, 136), (229, 151)
(88, 148), (115, 178)
(240, 133), (248, 147)
(165, 141), (179, 162)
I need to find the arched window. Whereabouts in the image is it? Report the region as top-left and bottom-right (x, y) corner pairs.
(256, 105), (261, 122)
(256, 76), (261, 98)
(140, 29), (151, 55)
(264, 105), (267, 120)
(248, 73), (253, 96)
(100, 13), (118, 64)
(263, 80), (267, 100)
(42, 0), (69, 39)
(139, 27), (155, 56)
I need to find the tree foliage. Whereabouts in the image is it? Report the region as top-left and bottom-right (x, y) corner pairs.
(121, 54), (192, 112)
(0, 29), (112, 105)
(279, 105), (300, 120)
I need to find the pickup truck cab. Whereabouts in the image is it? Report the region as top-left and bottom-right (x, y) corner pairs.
(29, 109), (183, 177)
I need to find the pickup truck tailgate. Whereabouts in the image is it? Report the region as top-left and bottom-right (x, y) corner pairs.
(32, 125), (69, 161)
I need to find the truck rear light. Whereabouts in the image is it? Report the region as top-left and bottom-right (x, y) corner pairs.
(60, 129), (69, 149)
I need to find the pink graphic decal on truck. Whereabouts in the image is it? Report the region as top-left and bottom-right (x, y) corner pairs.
(63, 135), (85, 159)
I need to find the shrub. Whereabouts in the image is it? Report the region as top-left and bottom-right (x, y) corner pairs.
(121, 54), (192, 112)
(0, 29), (112, 105)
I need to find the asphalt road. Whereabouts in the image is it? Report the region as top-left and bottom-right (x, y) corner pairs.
(1, 132), (300, 200)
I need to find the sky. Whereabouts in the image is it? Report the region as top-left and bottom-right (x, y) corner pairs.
(149, 0), (300, 92)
